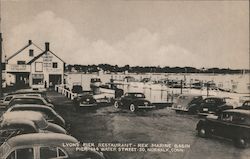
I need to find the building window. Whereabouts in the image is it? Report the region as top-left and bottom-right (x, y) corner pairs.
(52, 62), (58, 68)
(17, 61), (26, 65)
(35, 62), (43, 72)
(32, 74), (44, 85)
(29, 49), (34, 57)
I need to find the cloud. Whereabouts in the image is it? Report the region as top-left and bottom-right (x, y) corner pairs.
(6, 10), (207, 68)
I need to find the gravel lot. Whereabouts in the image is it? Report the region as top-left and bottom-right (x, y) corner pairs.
(3, 91), (250, 159)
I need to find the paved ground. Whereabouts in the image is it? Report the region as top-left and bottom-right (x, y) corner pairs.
(4, 91), (250, 159)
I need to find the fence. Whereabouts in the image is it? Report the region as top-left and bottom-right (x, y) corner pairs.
(55, 84), (77, 100)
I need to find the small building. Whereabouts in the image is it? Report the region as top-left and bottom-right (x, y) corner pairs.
(5, 40), (65, 89)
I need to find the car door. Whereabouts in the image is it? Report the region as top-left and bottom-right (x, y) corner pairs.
(6, 147), (35, 159)
(212, 112), (232, 138)
(39, 146), (68, 159)
(121, 93), (130, 107)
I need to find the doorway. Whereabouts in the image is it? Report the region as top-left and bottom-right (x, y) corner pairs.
(49, 74), (62, 88)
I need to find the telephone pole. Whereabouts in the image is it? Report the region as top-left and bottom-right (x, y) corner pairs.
(0, 0), (3, 97)
(0, 33), (2, 97)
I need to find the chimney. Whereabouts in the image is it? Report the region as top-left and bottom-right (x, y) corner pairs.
(45, 42), (50, 51)
(28, 40), (32, 45)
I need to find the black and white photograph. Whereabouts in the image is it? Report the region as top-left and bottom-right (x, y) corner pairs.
(0, 0), (249, 159)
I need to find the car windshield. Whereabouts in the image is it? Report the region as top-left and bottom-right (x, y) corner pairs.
(130, 93), (145, 98)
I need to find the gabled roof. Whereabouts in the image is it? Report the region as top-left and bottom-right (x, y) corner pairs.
(6, 41), (44, 61)
(27, 50), (65, 65)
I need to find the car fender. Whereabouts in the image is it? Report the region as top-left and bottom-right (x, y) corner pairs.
(196, 119), (207, 130)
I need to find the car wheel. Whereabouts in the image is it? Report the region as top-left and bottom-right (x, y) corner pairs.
(130, 104), (136, 112)
(114, 101), (119, 109)
(234, 137), (248, 148)
(198, 127), (208, 138)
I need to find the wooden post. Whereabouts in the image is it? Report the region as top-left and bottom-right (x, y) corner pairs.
(180, 80), (183, 94)
(207, 81), (209, 97)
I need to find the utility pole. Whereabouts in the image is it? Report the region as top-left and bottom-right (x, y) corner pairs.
(0, 0), (3, 97)
(0, 33), (2, 97)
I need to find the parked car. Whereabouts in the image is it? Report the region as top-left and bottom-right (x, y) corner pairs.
(6, 104), (66, 128)
(114, 92), (155, 112)
(172, 94), (203, 114)
(196, 109), (250, 148)
(9, 89), (52, 103)
(8, 96), (54, 109)
(0, 133), (106, 159)
(198, 97), (233, 116)
(235, 100), (250, 110)
(1, 111), (67, 134)
(74, 93), (97, 110)
(0, 119), (39, 145)
(73, 91), (95, 104)
(0, 93), (46, 109)
(72, 84), (83, 94)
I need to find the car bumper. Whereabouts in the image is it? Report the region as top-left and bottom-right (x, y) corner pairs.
(137, 105), (156, 109)
(79, 103), (97, 107)
(96, 98), (109, 103)
(172, 107), (188, 112)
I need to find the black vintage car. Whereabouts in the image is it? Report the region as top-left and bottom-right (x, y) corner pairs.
(196, 109), (250, 148)
(172, 94), (203, 114)
(198, 97), (233, 116)
(235, 100), (250, 110)
(73, 92), (97, 110)
(114, 92), (155, 112)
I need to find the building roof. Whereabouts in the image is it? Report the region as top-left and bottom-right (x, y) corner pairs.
(27, 50), (65, 64)
(6, 41), (44, 61)
(7, 40), (65, 64)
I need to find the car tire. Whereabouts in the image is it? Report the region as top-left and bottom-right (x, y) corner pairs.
(130, 104), (136, 112)
(234, 137), (248, 148)
(114, 101), (119, 109)
(198, 127), (209, 138)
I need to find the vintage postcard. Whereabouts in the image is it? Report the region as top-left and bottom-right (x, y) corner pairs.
(0, 0), (249, 159)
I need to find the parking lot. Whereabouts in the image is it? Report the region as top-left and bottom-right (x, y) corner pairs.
(9, 91), (250, 159)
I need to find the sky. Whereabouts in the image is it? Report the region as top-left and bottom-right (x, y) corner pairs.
(1, 0), (249, 69)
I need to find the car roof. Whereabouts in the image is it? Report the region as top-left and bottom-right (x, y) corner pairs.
(10, 96), (44, 100)
(223, 109), (250, 117)
(1, 119), (36, 128)
(9, 104), (53, 110)
(3, 111), (44, 121)
(2, 133), (78, 149)
(8, 90), (45, 95)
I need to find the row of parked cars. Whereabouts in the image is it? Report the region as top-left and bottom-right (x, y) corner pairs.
(0, 89), (106, 159)
(67, 87), (250, 149)
(171, 94), (250, 148)
(73, 91), (156, 113)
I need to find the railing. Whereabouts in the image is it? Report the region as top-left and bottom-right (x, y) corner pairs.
(55, 84), (77, 100)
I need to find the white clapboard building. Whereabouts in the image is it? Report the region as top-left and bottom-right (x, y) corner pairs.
(5, 40), (65, 89)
